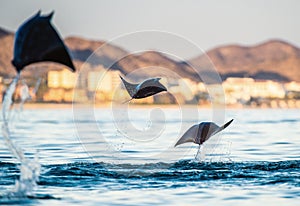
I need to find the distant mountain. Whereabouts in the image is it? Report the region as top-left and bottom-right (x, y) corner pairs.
(0, 28), (15, 76)
(109, 51), (196, 80)
(65, 37), (195, 80)
(190, 40), (300, 82)
(0, 27), (12, 38)
(0, 26), (299, 82)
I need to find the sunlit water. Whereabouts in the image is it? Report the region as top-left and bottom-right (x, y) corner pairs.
(0, 107), (299, 205)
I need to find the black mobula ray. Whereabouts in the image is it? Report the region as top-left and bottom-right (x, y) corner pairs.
(12, 11), (75, 72)
(120, 76), (167, 102)
(174, 119), (233, 147)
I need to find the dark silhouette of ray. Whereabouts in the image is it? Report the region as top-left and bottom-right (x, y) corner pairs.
(12, 11), (75, 72)
(175, 119), (233, 147)
(120, 76), (167, 103)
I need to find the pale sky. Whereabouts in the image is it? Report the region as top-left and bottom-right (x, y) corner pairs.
(0, 0), (299, 58)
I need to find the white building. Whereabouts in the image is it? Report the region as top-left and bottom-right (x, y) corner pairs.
(88, 69), (121, 93)
(48, 68), (77, 89)
(223, 78), (286, 104)
(284, 81), (300, 92)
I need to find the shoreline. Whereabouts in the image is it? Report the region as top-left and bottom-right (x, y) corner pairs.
(0, 102), (299, 109)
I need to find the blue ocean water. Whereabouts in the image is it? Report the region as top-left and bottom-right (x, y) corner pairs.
(0, 107), (299, 205)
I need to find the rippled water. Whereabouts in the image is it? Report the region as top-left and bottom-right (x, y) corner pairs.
(0, 107), (299, 205)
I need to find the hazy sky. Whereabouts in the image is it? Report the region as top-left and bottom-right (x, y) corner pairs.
(0, 0), (299, 58)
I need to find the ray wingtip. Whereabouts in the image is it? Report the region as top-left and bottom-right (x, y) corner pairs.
(35, 10), (41, 18)
(224, 119), (234, 129)
(45, 11), (55, 20)
(70, 64), (76, 72)
(174, 139), (184, 147)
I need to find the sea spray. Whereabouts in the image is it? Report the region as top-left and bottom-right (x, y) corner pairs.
(194, 140), (232, 162)
(1, 74), (40, 197)
(2, 74), (24, 161)
(8, 78), (41, 125)
(195, 145), (207, 161)
(10, 154), (40, 197)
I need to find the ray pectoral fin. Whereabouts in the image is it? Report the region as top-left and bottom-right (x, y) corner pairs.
(174, 125), (198, 147)
(42, 46), (75, 72)
(174, 135), (194, 147)
(119, 76), (138, 98)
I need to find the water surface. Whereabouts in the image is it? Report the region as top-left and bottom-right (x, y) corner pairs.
(0, 108), (299, 205)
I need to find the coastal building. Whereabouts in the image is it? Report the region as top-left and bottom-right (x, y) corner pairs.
(87, 71), (103, 92)
(178, 78), (198, 101)
(222, 78), (253, 104)
(43, 88), (65, 102)
(223, 77), (286, 105)
(41, 67), (300, 107)
(88, 70), (121, 92)
(249, 80), (285, 98)
(206, 84), (226, 105)
(47, 68), (77, 89)
(284, 81), (300, 92)
(88, 69), (121, 102)
(61, 69), (77, 89)
(47, 70), (60, 88)
(45, 68), (77, 102)
(197, 82), (207, 92)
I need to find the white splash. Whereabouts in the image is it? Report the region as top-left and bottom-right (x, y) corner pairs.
(195, 145), (206, 161)
(2, 74), (40, 197)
